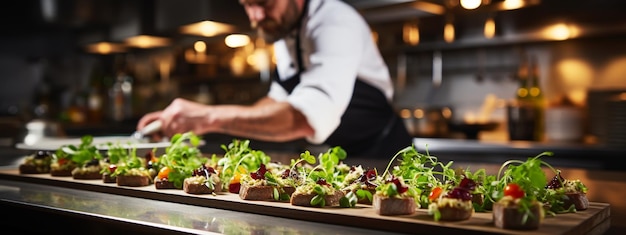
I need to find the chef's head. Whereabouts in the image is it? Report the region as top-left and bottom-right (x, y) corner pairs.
(239, 0), (303, 43)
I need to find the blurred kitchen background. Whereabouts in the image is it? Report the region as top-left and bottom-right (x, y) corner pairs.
(1, 0), (626, 149)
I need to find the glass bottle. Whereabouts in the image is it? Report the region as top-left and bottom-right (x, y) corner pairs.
(515, 56), (530, 102)
(529, 56), (545, 141)
(507, 55), (536, 141)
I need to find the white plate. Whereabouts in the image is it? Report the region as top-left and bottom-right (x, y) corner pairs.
(15, 136), (171, 151)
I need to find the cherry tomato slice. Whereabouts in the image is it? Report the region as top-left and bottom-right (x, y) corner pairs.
(428, 187), (443, 201)
(504, 183), (525, 199)
(157, 166), (171, 180)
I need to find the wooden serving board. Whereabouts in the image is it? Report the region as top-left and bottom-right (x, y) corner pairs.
(0, 168), (610, 235)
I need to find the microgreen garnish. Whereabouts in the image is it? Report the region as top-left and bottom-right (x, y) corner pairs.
(55, 135), (102, 167)
(218, 139), (271, 192)
(156, 132), (206, 189)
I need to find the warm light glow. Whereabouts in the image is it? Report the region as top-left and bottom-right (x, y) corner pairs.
(247, 48), (270, 71)
(400, 109), (412, 119)
(597, 57), (626, 89)
(413, 109), (424, 119)
(543, 23), (571, 40)
(184, 47), (215, 64)
(194, 41), (206, 53)
(502, 0), (524, 10)
(484, 17), (496, 39)
(225, 34), (251, 48)
(464, 111), (477, 124)
(180, 20), (236, 37)
(556, 59), (593, 106)
(442, 107), (452, 119)
(230, 50), (247, 76)
(444, 22), (455, 43)
(460, 0), (481, 10)
(125, 35), (171, 48)
(84, 42), (127, 54)
(158, 59), (172, 81)
(403, 21), (420, 45)
(184, 48), (195, 62)
(371, 30), (379, 44)
(411, 1), (446, 15)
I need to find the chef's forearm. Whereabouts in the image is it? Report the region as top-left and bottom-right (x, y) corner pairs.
(211, 102), (314, 142)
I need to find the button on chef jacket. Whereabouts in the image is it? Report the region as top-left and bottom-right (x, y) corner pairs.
(268, 0), (412, 158)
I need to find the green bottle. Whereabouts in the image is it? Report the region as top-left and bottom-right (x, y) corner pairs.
(529, 56), (545, 141)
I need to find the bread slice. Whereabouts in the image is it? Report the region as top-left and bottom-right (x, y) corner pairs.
(102, 173), (117, 183)
(290, 190), (344, 207)
(373, 194), (416, 216)
(493, 200), (544, 230)
(565, 192), (589, 211)
(72, 170), (103, 180)
(116, 175), (151, 187)
(183, 179), (223, 195)
(154, 178), (177, 189)
(239, 184), (296, 201)
(19, 164), (49, 174)
(437, 204), (474, 221)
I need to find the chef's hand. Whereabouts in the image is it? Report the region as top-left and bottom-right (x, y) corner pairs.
(137, 98), (214, 138)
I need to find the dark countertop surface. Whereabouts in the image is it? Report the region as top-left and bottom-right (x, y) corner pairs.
(410, 138), (625, 171)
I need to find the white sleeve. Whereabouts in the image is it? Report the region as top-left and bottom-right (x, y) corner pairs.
(287, 11), (369, 144)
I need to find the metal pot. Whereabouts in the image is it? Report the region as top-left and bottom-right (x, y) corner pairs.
(401, 107), (452, 138)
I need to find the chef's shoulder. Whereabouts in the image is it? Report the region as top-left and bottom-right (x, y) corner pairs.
(309, 0), (368, 29)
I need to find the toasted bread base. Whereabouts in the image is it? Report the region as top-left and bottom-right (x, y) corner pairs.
(116, 175), (151, 187)
(373, 194), (416, 216)
(437, 205), (474, 221)
(493, 202), (543, 230)
(565, 193), (589, 211)
(72, 171), (103, 180)
(154, 178), (177, 189)
(239, 184), (296, 201)
(19, 164), (50, 174)
(102, 173), (117, 183)
(183, 180), (223, 195)
(290, 190), (344, 207)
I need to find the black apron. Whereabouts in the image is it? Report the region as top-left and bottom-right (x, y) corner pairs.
(274, 7), (412, 158)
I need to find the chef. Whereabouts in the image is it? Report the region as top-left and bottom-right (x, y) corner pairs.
(137, 0), (412, 158)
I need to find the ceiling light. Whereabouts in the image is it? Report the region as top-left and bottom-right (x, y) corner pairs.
(84, 42), (128, 54)
(124, 35), (171, 48)
(444, 22), (455, 43)
(484, 17), (496, 39)
(194, 41), (207, 53)
(180, 20), (236, 37)
(225, 34), (251, 48)
(543, 23), (571, 40)
(403, 21), (420, 45)
(460, 0), (481, 10)
(502, 0), (525, 10)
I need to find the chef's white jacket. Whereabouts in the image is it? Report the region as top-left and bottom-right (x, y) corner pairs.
(268, 0), (393, 144)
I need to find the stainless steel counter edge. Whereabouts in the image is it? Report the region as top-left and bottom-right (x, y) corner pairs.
(0, 179), (403, 235)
